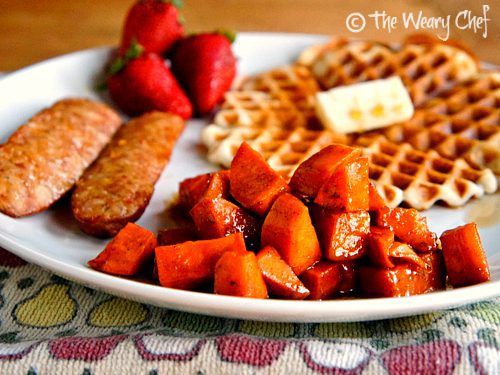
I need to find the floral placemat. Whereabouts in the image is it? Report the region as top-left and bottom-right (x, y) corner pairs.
(0, 248), (497, 374)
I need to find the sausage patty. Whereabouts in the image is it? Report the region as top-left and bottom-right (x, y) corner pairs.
(0, 98), (122, 217)
(71, 111), (185, 237)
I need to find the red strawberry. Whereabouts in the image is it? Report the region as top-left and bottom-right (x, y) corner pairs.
(120, 0), (184, 55)
(171, 31), (237, 115)
(107, 48), (192, 118)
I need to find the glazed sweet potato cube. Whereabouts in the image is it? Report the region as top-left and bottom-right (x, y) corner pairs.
(300, 261), (357, 300)
(155, 233), (246, 290)
(359, 250), (444, 297)
(440, 223), (490, 287)
(190, 197), (260, 249)
(289, 144), (362, 201)
(390, 242), (426, 269)
(336, 261), (358, 295)
(179, 170), (230, 210)
(157, 227), (198, 246)
(214, 251), (268, 298)
(312, 208), (370, 261)
(315, 157), (370, 212)
(369, 183), (387, 211)
(230, 142), (289, 216)
(88, 223), (156, 276)
(367, 226), (395, 268)
(261, 193), (321, 275)
(256, 246), (310, 299)
(420, 251), (446, 291)
(376, 207), (438, 252)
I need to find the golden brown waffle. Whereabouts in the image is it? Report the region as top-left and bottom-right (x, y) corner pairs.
(202, 123), (348, 177)
(354, 135), (496, 209)
(214, 65), (321, 129)
(372, 72), (500, 175)
(201, 124), (497, 209)
(298, 37), (479, 107)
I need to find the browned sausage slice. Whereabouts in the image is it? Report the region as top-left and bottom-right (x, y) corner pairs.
(71, 111), (185, 237)
(0, 98), (122, 217)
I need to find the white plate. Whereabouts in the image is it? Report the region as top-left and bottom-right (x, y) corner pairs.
(0, 33), (498, 322)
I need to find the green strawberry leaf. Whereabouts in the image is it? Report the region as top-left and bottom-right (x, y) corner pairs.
(165, 0), (183, 8)
(216, 29), (237, 44)
(124, 40), (144, 60)
(95, 80), (108, 92)
(108, 57), (125, 75)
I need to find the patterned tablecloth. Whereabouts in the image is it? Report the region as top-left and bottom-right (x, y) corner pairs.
(0, 248), (497, 374)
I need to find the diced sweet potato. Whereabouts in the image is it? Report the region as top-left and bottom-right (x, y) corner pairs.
(230, 142), (290, 216)
(88, 223), (156, 276)
(312, 208), (370, 261)
(420, 251), (446, 291)
(359, 251), (444, 297)
(179, 170), (230, 210)
(261, 193), (321, 275)
(367, 227), (395, 268)
(214, 251), (268, 298)
(376, 207), (438, 252)
(155, 233), (246, 290)
(289, 144), (362, 201)
(300, 261), (357, 300)
(369, 183), (386, 211)
(190, 197), (260, 249)
(315, 157), (370, 212)
(256, 246), (310, 300)
(157, 227), (198, 246)
(336, 261), (358, 295)
(390, 242), (426, 269)
(440, 223), (490, 287)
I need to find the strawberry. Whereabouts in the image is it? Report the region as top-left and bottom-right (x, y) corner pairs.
(107, 46), (192, 118)
(119, 0), (184, 55)
(171, 31), (237, 115)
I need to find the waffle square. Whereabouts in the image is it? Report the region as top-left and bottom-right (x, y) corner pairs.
(213, 65), (321, 129)
(374, 72), (500, 175)
(298, 37), (479, 107)
(202, 124), (497, 209)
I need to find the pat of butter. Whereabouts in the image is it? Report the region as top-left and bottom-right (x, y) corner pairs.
(315, 76), (414, 134)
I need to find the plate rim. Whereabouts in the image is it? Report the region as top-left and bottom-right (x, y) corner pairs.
(0, 32), (498, 323)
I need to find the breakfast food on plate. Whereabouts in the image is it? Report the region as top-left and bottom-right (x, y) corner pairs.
(355, 135), (496, 210)
(315, 76), (414, 134)
(119, 0), (184, 55)
(88, 223), (157, 276)
(200, 33), (497, 211)
(0, 98), (122, 217)
(202, 124), (349, 176)
(374, 72), (500, 176)
(214, 65), (320, 129)
(107, 1), (237, 117)
(440, 223), (490, 287)
(201, 124), (497, 209)
(107, 50), (193, 118)
(72, 112), (184, 237)
(297, 36), (479, 107)
(89, 143), (491, 300)
(171, 32), (237, 115)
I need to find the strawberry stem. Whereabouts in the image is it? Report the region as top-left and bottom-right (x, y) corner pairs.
(108, 40), (145, 75)
(216, 29), (237, 43)
(158, 0), (183, 8)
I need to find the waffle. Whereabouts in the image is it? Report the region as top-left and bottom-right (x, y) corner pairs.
(298, 37), (479, 107)
(202, 123), (349, 177)
(214, 65), (321, 129)
(354, 135), (496, 209)
(372, 72), (500, 176)
(201, 124), (497, 209)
